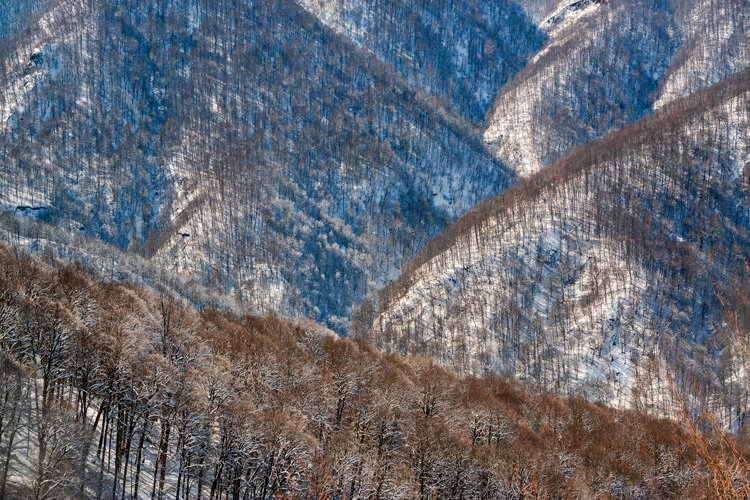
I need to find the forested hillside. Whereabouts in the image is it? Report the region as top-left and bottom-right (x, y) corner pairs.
(484, 0), (748, 176)
(1, 244), (748, 499)
(297, 0), (544, 122)
(0, 0), (528, 332)
(0, 0), (747, 333)
(354, 71), (750, 420)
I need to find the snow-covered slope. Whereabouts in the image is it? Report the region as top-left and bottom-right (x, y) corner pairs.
(0, 0), (524, 331)
(652, 0), (749, 109)
(354, 71), (750, 417)
(484, 0), (748, 177)
(296, 0), (544, 122)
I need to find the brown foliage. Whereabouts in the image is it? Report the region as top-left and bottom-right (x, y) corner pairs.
(0, 242), (747, 498)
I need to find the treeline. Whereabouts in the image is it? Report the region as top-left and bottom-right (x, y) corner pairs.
(1, 242), (746, 499)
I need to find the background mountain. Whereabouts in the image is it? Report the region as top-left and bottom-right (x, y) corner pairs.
(484, 0), (748, 176)
(354, 71), (750, 419)
(0, 0), (542, 331)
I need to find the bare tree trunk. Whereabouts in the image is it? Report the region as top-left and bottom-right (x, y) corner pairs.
(156, 418), (171, 500)
(112, 405), (123, 499)
(0, 418), (18, 499)
(120, 412), (134, 500)
(132, 417), (148, 500)
(197, 453), (205, 500)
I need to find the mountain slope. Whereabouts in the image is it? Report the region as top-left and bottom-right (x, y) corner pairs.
(297, 0), (544, 122)
(354, 71), (750, 417)
(484, 0), (748, 177)
(0, 0), (522, 331)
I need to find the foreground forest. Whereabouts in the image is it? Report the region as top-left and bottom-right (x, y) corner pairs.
(1, 244), (748, 498)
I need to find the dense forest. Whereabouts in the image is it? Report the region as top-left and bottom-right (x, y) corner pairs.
(1, 243), (748, 499)
(0, 0), (748, 497)
(355, 69), (750, 422)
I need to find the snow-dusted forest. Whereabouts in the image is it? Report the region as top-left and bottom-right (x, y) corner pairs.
(356, 69), (750, 421)
(0, 244), (745, 498)
(0, 0), (748, 497)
